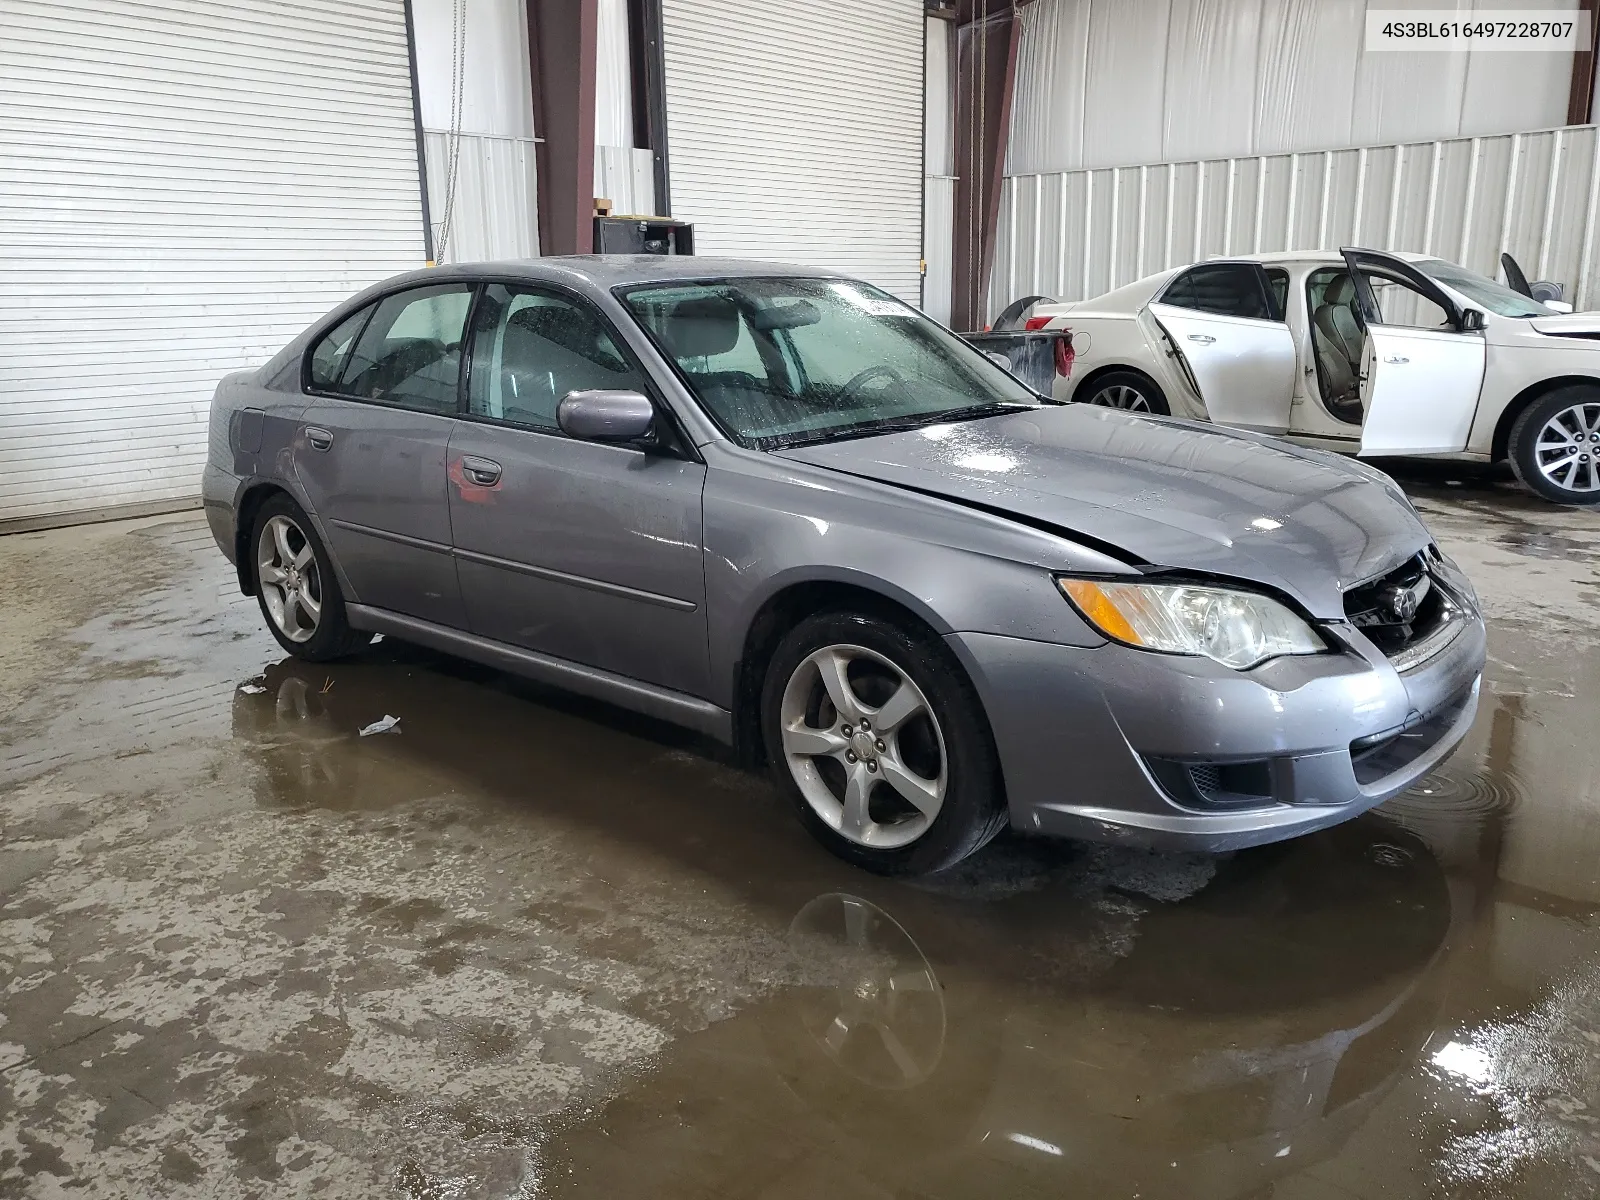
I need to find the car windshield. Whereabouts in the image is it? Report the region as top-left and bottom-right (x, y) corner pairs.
(620, 277), (1040, 448)
(1415, 258), (1554, 318)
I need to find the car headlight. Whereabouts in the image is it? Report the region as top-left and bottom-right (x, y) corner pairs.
(1057, 577), (1325, 669)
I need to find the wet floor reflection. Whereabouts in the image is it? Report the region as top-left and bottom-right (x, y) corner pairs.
(528, 820), (1456, 1199)
(226, 623), (1600, 1198)
(7, 509), (1599, 1198)
(218, 561), (1600, 1199)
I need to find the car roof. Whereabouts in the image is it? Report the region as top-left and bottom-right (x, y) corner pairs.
(1222, 249), (1434, 266)
(379, 255), (843, 293)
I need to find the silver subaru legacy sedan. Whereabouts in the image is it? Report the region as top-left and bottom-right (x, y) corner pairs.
(203, 256), (1485, 875)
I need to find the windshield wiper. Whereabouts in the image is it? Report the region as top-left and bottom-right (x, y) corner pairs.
(765, 401), (1034, 450)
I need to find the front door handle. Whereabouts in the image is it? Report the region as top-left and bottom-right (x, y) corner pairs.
(305, 426), (334, 451)
(1187, 333), (1216, 345)
(460, 455), (502, 487)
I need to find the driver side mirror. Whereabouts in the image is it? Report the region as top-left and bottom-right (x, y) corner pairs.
(557, 389), (657, 445)
(1459, 308), (1486, 332)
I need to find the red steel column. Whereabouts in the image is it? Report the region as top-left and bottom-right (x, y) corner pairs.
(950, 0), (1021, 332)
(528, 0), (600, 254)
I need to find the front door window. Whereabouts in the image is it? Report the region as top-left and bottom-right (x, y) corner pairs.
(466, 285), (651, 431)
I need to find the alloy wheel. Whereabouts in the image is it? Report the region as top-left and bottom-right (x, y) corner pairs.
(256, 515), (323, 643)
(1089, 383), (1151, 412)
(1534, 402), (1600, 495)
(778, 644), (947, 850)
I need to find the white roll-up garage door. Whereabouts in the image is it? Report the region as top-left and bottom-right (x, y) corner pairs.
(0, 0), (429, 531)
(660, 0), (925, 303)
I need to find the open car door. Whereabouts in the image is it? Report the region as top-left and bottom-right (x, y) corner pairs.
(1147, 262), (1296, 433)
(1341, 248), (1487, 457)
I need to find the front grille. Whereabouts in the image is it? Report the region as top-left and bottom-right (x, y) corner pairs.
(1343, 551), (1452, 660)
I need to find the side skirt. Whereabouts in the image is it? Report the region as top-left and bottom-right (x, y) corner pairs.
(346, 604), (734, 744)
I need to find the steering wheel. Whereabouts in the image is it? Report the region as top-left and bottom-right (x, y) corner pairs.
(839, 364), (908, 402)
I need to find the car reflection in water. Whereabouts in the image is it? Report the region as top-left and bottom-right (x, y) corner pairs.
(545, 846), (1453, 1199)
(233, 652), (1458, 1200)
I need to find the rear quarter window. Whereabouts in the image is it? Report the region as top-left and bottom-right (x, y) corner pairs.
(306, 306), (373, 391)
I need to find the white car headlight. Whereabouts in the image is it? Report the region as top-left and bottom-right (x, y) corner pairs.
(1058, 577), (1326, 670)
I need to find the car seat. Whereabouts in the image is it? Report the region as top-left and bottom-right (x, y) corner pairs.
(1311, 273), (1366, 425)
(657, 296), (806, 434)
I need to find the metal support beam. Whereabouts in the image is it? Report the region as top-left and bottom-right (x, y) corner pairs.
(528, 0), (600, 254)
(950, 0), (1021, 331)
(629, 0), (671, 216)
(402, 0), (436, 264)
(1570, 0), (1600, 125)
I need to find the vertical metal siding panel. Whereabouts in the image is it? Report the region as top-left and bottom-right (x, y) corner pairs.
(1507, 134), (1554, 278)
(922, 177), (956, 324)
(0, 0), (428, 525)
(413, 0), (536, 138)
(1013, 0), (1570, 171)
(1082, 0), (1169, 170)
(661, 0), (924, 302)
(1162, 0), (1259, 163)
(594, 0), (635, 148)
(921, 18), (954, 319)
(1578, 129), (1600, 310)
(594, 144), (654, 216)
(1536, 130), (1565, 281)
(1006, 0), (1090, 176)
(427, 131), (540, 262)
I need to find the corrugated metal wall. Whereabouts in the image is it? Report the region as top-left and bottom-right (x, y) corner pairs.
(660, 0), (926, 302)
(991, 124), (1600, 317)
(595, 145), (656, 216)
(1008, 0), (1580, 175)
(593, 0), (653, 214)
(414, 0), (540, 262)
(422, 131), (540, 262)
(0, 0), (429, 530)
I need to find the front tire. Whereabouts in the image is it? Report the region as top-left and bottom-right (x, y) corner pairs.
(1080, 369), (1170, 416)
(250, 495), (372, 661)
(760, 611), (1006, 875)
(1507, 386), (1600, 506)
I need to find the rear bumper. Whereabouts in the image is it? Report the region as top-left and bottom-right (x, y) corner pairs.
(947, 609), (1485, 853)
(201, 462), (241, 564)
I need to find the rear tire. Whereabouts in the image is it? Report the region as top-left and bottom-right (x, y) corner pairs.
(760, 611), (1006, 876)
(1507, 386), (1600, 506)
(250, 494), (372, 662)
(1079, 369), (1170, 416)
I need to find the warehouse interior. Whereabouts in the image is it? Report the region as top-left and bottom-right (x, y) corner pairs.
(3, 1), (1600, 1197)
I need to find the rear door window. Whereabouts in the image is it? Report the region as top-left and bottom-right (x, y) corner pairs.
(337, 284), (475, 414)
(1161, 264), (1275, 321)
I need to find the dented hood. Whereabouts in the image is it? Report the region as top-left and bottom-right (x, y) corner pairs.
(775, 406), (1432, 620)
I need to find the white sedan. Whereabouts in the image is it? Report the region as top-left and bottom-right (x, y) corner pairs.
(1025, 248), (1600, 506)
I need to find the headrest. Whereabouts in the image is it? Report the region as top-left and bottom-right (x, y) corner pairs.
(1325, 273), (1356, 305)
(660, 295), (741, 359)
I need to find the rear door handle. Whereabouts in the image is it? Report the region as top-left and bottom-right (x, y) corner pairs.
(460, 455), (502, 486)
(1187, 334), (1216, 345)
(305, 426), (334, 451)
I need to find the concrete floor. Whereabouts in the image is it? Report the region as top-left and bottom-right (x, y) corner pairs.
(2, 470), (1599, 1199)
